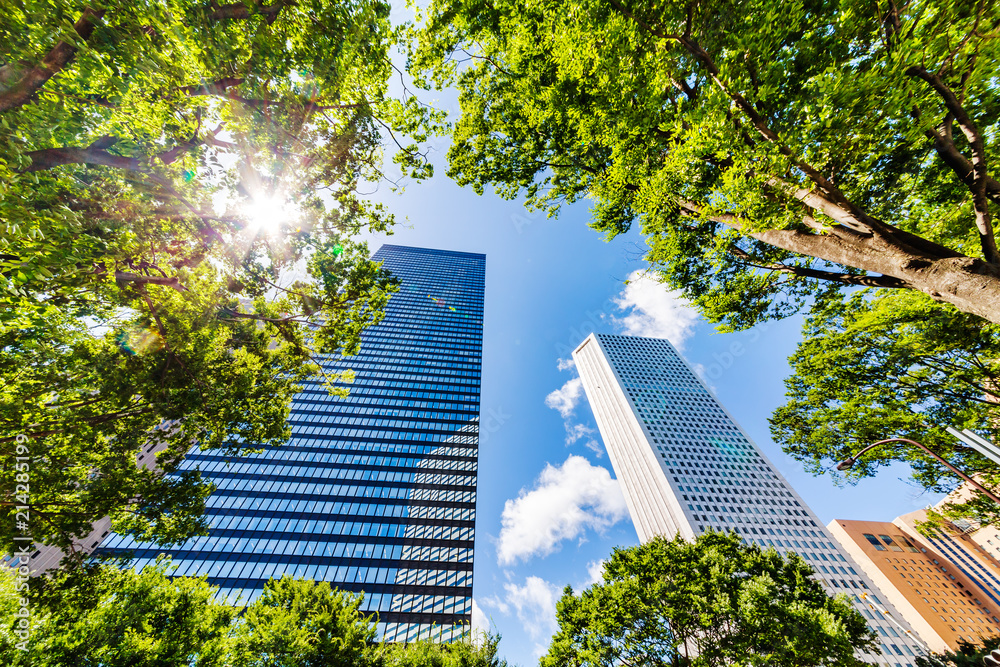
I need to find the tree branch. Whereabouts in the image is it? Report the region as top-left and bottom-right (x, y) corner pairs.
(727, 246), (910, 288)
(908, 65), (1000, 265)
(23, 140), (142, 173)
(923, 126), (1000, 203)
(114, 271), (186, 292)
(217, 308), (311, 324)
(0, 7), (105, 113)
(670, 34), (889, 233)
(0, 407), (156, 444)
(673, 199), (1000, 321)
(136, 287), (207, 395)
(179, 77), (244, 96)
(605, 0), (968, 273)
(206, 0), (295, 24)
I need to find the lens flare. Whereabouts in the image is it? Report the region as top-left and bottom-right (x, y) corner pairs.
(247, 194), (298, 235)
(117, 327), (165, 356)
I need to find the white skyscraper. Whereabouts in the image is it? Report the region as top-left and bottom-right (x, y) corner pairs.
(573, 333), (926, 665)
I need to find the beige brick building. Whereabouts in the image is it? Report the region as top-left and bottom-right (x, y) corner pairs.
(830, 516), (1000, 652)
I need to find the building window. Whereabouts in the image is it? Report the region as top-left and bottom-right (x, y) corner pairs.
(880, 535), (904, 552)
(864, 534), (887, 551)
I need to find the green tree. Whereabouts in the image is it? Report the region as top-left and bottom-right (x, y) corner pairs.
(409, 0), (1000, 325)
(916, 636), (1000, 667)
(229, 577), (378, 667)
(2, 558), (235, 666)
(1, 0), (440, 558)
(770, 289), (1000, 522)
(0, 564), (507, 667)
(381, 632), (508, 667)
(541, 532), (877, 667)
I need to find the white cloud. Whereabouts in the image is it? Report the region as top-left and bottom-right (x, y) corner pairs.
(564, 422), (594, 445)
(471, 598), (491, 635)
(584, 559), (606, 587)
(583, 439), (604, 458)
(556, 357), (576, 371)
(497, 455), (629, 565)
(545, 377), (584, 419)
(503, 576), (561, 641)
(480, 594), (510, 616)
(546, 371), (603, 456)
(612, 270), (699, 349)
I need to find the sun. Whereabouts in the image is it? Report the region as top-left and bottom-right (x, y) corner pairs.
(247, 194), (298, 235)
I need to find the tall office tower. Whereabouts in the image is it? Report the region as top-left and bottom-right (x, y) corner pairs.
(830, 518), (1000, 652)
(905, 484), (1000, 585)
(96, 245), (485, 643)
(895, 507), (1000, 610)
(572, 333), (926, 665)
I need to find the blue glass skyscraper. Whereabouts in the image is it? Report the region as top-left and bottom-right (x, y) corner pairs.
(96, 245), (485, 643)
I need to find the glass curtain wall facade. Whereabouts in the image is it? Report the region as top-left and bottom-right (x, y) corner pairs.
(572, 333), (927, 664)
(96, 245), (485, 643)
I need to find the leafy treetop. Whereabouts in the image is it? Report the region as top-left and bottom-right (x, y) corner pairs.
(541, 531), (877, 667)
(1, 0), (441, 558)
(769, 289), (1000, 523)
(0, 562), (507, 667)
(409, 0), (1000, 327)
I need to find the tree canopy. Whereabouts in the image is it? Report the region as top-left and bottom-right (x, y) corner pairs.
(5, 558), (235, 665)
(1, 0), (439, 558)
(770, 289), (1000, 521)
(409, 0), (1000, 326)
(541, 532), (876, 667)
(0, 563), (508, 667)
(915, 635), (1000, 667)
(408, 0), (1000, 519)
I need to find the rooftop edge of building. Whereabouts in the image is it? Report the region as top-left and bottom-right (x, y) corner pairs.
(574, 331), (680, 356)
(377, 244), (486, 260)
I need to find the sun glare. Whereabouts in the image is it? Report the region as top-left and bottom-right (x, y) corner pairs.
(247, 194), (298, 235)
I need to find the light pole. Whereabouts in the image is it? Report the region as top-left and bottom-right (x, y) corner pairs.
(836, 438), (1000, 507)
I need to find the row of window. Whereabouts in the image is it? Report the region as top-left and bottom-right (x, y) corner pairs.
(204, 495), (474, 515)
(200, 448), (477, 468)
(269, 439), (479, 458)
(295, 386), (478, 412)
(355, 336), (482, 353)
(290, 404), (480, 423)
(206, 485), (475, 506)
(381, 621), (468, 644)
(201, 467), (475, 490)
(863, 533), (922, 553)
(214, 456), (476, 479)
(108, 539), (475, 565)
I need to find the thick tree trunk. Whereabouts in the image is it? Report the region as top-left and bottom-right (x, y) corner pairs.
(115, 271), (186, 291)
(752, 226), (1000, 324)
(207, 1), (293, 23)
(24, 145), (142, 172)
(907, 256), (1000, 324)
(0, 8), (104, 113)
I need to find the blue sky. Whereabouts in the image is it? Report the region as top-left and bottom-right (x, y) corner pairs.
(362, 158), (945, 664)
(356, 14), (946, 664)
